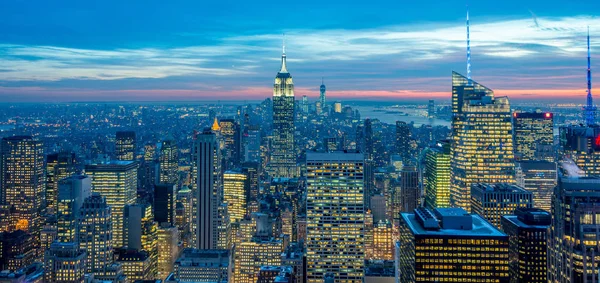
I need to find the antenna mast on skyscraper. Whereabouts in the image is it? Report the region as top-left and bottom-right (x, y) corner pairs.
(466, 6), (472, 84)
(584, 26), (596, 126)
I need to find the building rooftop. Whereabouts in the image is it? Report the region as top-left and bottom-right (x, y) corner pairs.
(402, 208), (505, 237)
(471, 183), (530, 194)
(518, 160), (557, 171)
(306, 151), (364, 162)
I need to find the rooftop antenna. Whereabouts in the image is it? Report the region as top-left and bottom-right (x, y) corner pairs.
(585, 26), (596, 126)
(466, 5), (472, 84)
(280, 33), (288, 73)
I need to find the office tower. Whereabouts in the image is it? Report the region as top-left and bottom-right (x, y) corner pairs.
(159, 138), (178, 184)
(333, 101), (342, 113)
(46, 152), (76, 213)
(216, 203), (231, 250)
(513, 111), (554, 161)
(245, 127), (261, 162)
(320, 78), (326, 109)
(549, 176), (600, 282)
(40, 223), (57, 251)
(0, 230), (35, 271)
(306, 152), (365, 282)
(427, 99), (435, 118)
(450, 72), (515, 212)
(115, 249), (153, 281)
(191, 131), (221, 249)
(78, 194), (113, 275)
(501, 208), (550, 283)
(324, 137), (343, 152)
(364, 211), (374, 260)
(370, 194), (387, 222)
(516, 161), (557, 211)
(397, 207), (509, 282)
(301, 95), (309, 114)
(115, 131), (136, 161)
(363, 119), (375, 207)
(400, 166), (419, 212)
(372, 220), (393, 260)
(424, 141), (451, 209)
(234, 238), (284, 283)
(219, 118), (242, 169)
(86, 161), (138, 248)
(470, 183), (533, 229)
(157, 224), (179, 280)
(315, 101), (322, 115)
(154, 183), (176, 225)
(172, 249), (230, 282)
(242, 161), (259, 203)
(271, 42), (296, 178)
(124, 203), (158, 278)
(56, 175), (91, 242)
(395, 121), (411, 164)
(93, 263), (127, 282)
(223, 170), (247, 224)
(43, 242), (86, 283)
(1, 136), (44, 239)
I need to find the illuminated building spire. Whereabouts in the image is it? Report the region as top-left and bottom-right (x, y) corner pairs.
(211, 117), (220, 131)
(585, 26), (596, 126)
(466, 6), (472, 83)
(280, 34), (288, 73)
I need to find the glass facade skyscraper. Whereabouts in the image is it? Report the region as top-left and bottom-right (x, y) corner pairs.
(513, 111), (554, 162)
(424, 140), (451, 209)
(450, 72), (516, 212)
(306, 151), (365, 282)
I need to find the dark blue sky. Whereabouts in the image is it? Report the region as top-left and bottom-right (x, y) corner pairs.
(0, 0), (598, 101)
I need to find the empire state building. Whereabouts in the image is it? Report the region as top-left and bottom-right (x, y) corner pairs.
(270, 43), (297, 178)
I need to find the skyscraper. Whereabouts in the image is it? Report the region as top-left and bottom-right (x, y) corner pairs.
(301, 95), (309, 114)
(320, 78), (326, 109)
(306, 151), (365, 282)
(400, 166), (420, 213)
(86, 161), (138, 248)
(424, 141), (451, 209)
(396, 121), (411, 164)
(115, 131), (136, 161)
(172, 249), (230, 282)
(46, 152), (77, 214)
(0, 136), (44, 251)
(57, 175), (91, 242)
(501, 208), (550, 283)
(157, 224), (179, 280)
(450, 72), (516, 212)
(219, 118), (242, 169)
(397, 207), (509, 282)
(154, 183), (176, 226)
(124, 203), (158, 279)
(271, 41), (296, 178)
(513, 111), (554, 162)
(549, 176), (600, 282)
(44, 242), (86, 283)
(191, 131), (221, 249)
(470, 183), (533, 229)
(516, 161), (557, 211)
(159, 138), (178, 184)
(78, 193), (113, 275)
(427, 99), (435, 118)
(223, 170), (247, 224)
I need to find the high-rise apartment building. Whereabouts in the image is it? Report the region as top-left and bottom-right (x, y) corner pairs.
(470, 183), (533, 229)
(549, 176), (600, 282)
(501, 208), (551, 283)
(191, 131), (221, 249)
(271, 44), (296, 178)
(57, 175), (91, 242)
(223, 170), (247, 224)
(450, 72), (516, 212)
(115, 131), (136, 161)
(513, 111), (554, 162)
(397, 207), (509, 282)
(78, 193), (113, 275)
(159, 138), (178, 184)
(424, 141), (451, 209)
(0, 136), (44, 252)
(86, 161), (138, 248)
(306, 152), (365, 282)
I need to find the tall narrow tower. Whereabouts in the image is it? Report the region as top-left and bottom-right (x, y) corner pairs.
(584, 27), (596, 126)
(466, 7), (472, 83)
(319, 77), (326, 108)
(271, 36), (297, 178)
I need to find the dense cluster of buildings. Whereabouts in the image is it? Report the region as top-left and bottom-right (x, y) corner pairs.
(0, 11), (598, 283)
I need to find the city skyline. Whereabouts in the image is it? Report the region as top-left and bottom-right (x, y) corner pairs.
(0, 1), (599, 102)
